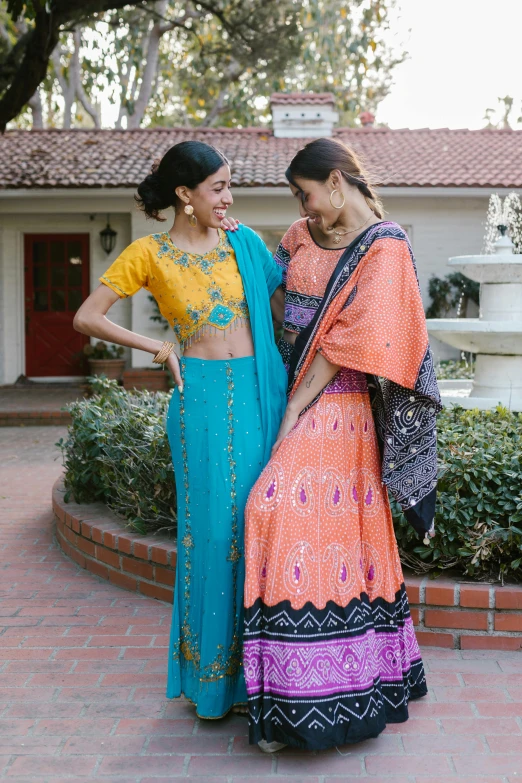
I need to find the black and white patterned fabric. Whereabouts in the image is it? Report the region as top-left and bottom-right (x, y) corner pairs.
(288, 222), (441, 535)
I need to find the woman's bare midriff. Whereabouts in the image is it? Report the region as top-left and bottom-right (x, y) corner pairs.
(283, 329), (298, 346)
(183, 321), (255, 360)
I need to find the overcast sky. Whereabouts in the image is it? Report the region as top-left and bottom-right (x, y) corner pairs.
(377, 0), (522, 129)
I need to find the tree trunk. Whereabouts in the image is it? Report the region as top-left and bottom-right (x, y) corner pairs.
(28, 89), (44, 129)
(51, 44), (75, 129)
(71, 29), (101, 127)
(0, 0), (149, 132)
(0, 8), (58, 133)
(126, 0), (168, 129)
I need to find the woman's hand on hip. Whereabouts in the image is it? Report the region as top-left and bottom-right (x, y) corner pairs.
(271, 407), (299, 457)
(166, 352), (183, 392)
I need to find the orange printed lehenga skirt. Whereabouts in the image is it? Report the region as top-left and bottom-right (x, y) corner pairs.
(243, 368), (427, 750)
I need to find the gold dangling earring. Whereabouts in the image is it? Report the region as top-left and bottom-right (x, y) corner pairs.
(329, 189), (345, 210)
(184, 203), (197, 228)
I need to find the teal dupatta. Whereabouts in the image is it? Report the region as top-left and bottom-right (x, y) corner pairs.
(166, 225), (287, 717)
(227, 225), (287, 462)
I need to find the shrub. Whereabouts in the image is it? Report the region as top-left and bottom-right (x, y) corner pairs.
(425, 272), (479, 318)
(58, 376), (176, 535)
(59, 381), (522, 580)
(393, 405), (522, 582)
(436, 359), (475, 380)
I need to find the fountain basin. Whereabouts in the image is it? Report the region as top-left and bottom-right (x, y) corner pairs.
(448, 255), (522, 283)
(437, 354), (522, 411)
(428, 216), (522, 411)
(426, 319), (522, 354)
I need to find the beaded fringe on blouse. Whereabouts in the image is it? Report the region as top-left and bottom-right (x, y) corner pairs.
(180, 317), (250, 350)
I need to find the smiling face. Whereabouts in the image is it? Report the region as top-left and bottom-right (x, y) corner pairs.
(177, 164), (233, 228)
(289, 174), (344, 231)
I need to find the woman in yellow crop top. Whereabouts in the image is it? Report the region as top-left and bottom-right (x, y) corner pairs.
(74, 141), (287, 729)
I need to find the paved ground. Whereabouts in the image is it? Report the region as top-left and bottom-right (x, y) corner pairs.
(1, 426), (522, 782)
(0, 386), (84, 413)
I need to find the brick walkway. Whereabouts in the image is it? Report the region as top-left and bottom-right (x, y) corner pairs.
(1, 427), (521, 782)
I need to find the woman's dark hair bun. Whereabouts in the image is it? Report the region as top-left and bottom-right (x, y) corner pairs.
(135, 170), (172, 222)
(135, 141), (229, 222)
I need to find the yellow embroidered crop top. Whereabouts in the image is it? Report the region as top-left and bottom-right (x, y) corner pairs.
(100, 230), (249, 346)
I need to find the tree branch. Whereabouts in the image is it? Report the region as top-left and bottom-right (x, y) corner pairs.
(0, 0), (149, 131)
(201, 59), (242, 127)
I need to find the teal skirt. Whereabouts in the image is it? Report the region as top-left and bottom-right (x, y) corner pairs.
(166, 356), (265, 718)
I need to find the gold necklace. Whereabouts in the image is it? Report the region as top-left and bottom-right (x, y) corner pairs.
(330, 213), (372, 244)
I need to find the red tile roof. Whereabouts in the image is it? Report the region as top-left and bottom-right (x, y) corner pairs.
(1, 126), (521, 190)
(270, 92), (335, 105)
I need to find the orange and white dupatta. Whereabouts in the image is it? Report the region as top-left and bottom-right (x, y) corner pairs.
(287, 221), (442, 536)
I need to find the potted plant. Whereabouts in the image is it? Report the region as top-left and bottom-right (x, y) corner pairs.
(123, 366), (170, 392)
(83, 341), (126, 381)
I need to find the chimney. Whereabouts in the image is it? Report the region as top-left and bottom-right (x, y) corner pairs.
(270, 93), (339, 138)
(359, 111), (375, 128)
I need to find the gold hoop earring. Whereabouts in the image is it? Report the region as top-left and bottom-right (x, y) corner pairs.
(184, 203), (197, 227)
(329, 189), (345, 210)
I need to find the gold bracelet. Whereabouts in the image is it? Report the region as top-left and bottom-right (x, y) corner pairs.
(153, 341), (175, 364)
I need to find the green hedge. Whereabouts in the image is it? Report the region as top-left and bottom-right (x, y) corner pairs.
(435, 359), (474, 380)
(58, 377), (176, 535)
(59, 378), (522, 580)
(393, 405), (522, 581)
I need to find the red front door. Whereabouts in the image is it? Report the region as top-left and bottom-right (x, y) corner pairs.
(24, 234), (90, 377)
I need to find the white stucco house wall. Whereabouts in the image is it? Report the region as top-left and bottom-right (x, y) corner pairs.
(0, 93), (521, 384)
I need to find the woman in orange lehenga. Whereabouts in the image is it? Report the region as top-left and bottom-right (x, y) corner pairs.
(243, 139), (441, 751)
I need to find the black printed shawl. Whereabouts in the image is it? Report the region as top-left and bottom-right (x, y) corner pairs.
(287, 222), (442, 536)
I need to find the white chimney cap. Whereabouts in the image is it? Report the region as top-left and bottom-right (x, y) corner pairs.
(270, 93), (339, 138)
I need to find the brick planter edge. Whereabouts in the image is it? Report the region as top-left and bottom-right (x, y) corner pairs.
(53, 478), (175, 603)
(53, 478), (522, 649)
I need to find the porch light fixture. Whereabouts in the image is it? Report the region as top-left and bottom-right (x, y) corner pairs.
(100, 216), (117, 255)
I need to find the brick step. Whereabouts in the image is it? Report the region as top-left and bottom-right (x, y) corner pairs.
(0, 410), (72, 426)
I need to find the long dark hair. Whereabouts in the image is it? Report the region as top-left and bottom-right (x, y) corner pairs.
(285, 137), (383, 219)
(135, 140), (229, 221)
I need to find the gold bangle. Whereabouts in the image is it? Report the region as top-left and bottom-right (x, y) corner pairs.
(153, 341), (175, 364)
(154, 346), (173, 364)
(154, 341), (175, 364)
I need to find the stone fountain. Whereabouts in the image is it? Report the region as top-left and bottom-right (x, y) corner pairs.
(426, 194), (522, 411)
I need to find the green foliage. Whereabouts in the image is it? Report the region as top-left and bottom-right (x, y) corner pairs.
(83, 340), (124, 359)
(435, 359), (475, 380)
(8, 0), (402, 129)
(144, 0), (404, 128)
(426, 272), (480, 319)
(289, 0), (404, 126)
(60, 0), (301, 129)
(393, 406), (522, 582)
(58, 376), (176, 536)
(60, 380), (522, 582)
